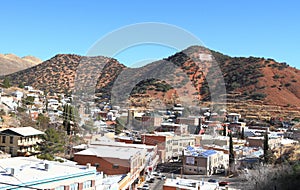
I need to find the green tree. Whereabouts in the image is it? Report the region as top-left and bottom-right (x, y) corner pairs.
(23, 96), (35, 106)
(63, 104), (79, 135)
(36, 113), (50, 130)
(264, 132), (269, 164)
(229, 132), (235, 166)
(3, 77), (11, 88)
(18, 82), (25, 89)
(223, 125), (226, 136)
(241, 127), (245, 140)
(38, 128), (65, 161)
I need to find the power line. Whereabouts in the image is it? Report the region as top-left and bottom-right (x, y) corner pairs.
(0, 181), (43, 190)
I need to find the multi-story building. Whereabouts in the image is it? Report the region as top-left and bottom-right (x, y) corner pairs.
(142, 132), (195, 162)
(182, 146), (229, 175)
(0, 127), (44, 156)
(0, 157), (103, 190)
(157, 123), (189, 135)
(74, 144), (148, 190)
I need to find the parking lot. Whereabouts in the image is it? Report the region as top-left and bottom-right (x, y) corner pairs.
(139, 172), (244, 190)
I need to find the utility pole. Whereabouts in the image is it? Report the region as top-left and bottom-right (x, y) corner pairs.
(0, 88), (2, 103)
(180, 167), (183, 178)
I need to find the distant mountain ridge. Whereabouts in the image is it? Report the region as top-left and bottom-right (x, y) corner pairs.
(0, 53), (42, 76)
(2, 46), (300, 111)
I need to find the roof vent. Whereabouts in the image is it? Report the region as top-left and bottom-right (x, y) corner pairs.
(6, 168), (15, 176)
(44, 163), (51, 171)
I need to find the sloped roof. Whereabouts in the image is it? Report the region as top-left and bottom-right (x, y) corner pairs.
(0, 127), (44, 137)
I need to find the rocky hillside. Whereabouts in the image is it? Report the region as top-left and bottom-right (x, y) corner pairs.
(125, 46), (300, 110)
(2, 54), (125, 96)
(0, 54), (41, 75)
(2, 46), (300, 115)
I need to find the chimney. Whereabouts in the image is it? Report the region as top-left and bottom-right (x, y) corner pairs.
(86, 163), (91, 169)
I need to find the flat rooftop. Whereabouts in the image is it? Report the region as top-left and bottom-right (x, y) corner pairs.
(75, 145), (145, 160)
(0, 157), (97, 190)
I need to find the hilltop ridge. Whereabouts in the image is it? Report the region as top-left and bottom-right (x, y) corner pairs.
(2, 46), (300, 119)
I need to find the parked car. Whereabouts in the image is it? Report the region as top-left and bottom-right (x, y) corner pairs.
(152, 171), (161, 176)
(219, 181), (229, 186)
(208, 179), (218, 183)
(157, 175), (166, 180)
(142, 183), (150, 190)
(146, 177), (155, 183)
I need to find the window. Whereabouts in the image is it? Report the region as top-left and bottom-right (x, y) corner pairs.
(2, 136), (5, 143)
(55, 186), (64, 190)
(112, 164), (119, 169)
(83, 180), (92, 189)
(70, 183), (78, 190)
(9, 147), (13, 154)
(10, 136), (13, 144)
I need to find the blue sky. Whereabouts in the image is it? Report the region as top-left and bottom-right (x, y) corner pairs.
(0, 0), (299, 68)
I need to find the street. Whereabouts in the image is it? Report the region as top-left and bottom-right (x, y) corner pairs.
(145, 173), (245, 190)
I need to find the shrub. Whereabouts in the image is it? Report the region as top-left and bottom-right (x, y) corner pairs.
(285, 83), (291, 87)
(250, 92), (267, 100)
(273, 74), (280, 79)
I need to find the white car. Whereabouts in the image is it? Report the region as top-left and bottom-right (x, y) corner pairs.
(152, 171), (161, 176)
(157, 175), (166, 180)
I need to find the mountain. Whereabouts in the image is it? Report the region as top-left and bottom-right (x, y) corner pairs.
(2, 46), (300, 118)
(1, 54), (125, 96)
(0, 54), (42, 76)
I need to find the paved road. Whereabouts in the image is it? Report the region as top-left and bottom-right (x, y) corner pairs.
(146, 173), (246, 190)
(149, 177), (164, 190)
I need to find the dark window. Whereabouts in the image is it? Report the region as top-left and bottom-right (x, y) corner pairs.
(2, 136), (5, 143)
(112, 164), (119, 169)
(10, 136), (13, 144)
(9, 147), (13, 154)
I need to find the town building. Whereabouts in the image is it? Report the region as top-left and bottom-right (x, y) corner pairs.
(142, 132), (195, 162)
(182, 146), (229, 175)
(197, 134), (229, 147)
(0, 127), (44, 156)
(156, 123), (189, 135)
(0, 157), (103, 190)
(74, 141), (152, 190)
(246, 136), (282, 149)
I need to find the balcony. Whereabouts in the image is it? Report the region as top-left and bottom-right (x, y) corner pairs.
(18, 139), (42, 146)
